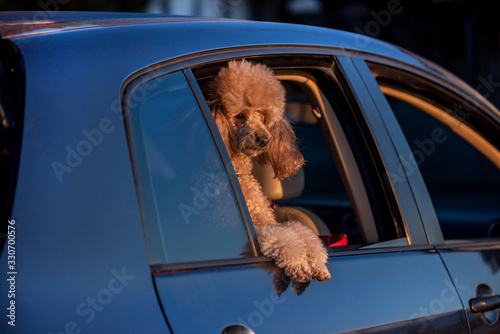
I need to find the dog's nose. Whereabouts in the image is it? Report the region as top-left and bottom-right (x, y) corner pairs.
(256, 136), (269, 148)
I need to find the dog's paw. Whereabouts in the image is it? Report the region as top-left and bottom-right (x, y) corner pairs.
(272, 267), (290, 297)
(311, 264), (331, 282)
(291, 279), (310, 295)
(284, 261), (312, 283)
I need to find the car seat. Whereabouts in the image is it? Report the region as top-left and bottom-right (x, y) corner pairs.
(252, 160), (330, 235)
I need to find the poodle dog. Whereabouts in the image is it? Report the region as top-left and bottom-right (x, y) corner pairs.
(207, 59), (330, 283)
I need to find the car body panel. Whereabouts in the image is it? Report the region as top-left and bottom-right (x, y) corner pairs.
(0, 12), (459, 83)
(437, 244), (500, 332)
(0, 19), (170, 331)
(155, 251), (467, 333)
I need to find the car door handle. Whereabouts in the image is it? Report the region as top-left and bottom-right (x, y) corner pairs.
(470, 295), (500, 313)
(221, 324), (255, 334)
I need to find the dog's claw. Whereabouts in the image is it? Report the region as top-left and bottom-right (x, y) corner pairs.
(312, 267), (331, 282)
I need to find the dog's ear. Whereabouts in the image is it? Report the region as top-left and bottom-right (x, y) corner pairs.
(258, 117), (305, 180)
(208, 98), (232, 154)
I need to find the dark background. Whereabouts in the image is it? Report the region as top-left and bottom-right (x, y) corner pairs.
(2, 0), (500, 108)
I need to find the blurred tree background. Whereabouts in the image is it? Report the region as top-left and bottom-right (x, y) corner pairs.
(1, 0), (499, 107)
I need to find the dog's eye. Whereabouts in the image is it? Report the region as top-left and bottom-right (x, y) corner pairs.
(235, 114), (245, 120)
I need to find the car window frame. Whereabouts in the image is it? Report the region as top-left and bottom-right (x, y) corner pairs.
(336, 56), (439, 245)
(122, 47), (442, 273)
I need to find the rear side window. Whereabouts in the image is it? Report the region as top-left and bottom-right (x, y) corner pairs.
(370, 64), (500, 241)
(125, 70), (251, 265)
(388, 96), (500, 239)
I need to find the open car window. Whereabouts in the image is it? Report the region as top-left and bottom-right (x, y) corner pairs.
(194, 57), (408, 250)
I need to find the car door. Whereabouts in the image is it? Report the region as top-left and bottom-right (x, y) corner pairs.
(122, 52), (469, 333)
(365, 59), (500, 333)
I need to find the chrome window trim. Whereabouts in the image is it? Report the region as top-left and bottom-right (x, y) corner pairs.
(436, 238), (500, 251)
(150, 244), (437, 275)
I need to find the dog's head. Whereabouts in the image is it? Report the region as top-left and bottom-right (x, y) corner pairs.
(207, 59), (305, 179)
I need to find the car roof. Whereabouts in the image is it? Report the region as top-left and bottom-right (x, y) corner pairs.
(0, 11), (227, 39)
(0, 11), (418, 64)
(0, 11), (492, 113)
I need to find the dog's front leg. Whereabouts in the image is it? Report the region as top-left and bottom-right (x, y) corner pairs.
(254, 224), (312, 283)
(283, 221), (331, 282)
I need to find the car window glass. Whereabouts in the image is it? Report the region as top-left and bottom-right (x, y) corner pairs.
(126, 71), (250, 264)
(383, 92), (500, 240)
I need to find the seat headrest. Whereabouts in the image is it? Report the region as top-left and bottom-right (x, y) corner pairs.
(252, 160), (304, 201)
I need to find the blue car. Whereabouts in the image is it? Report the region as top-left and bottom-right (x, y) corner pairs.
(0, 11), (499, 334)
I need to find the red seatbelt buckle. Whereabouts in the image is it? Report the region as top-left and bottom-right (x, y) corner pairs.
(319, 234), (348, 247)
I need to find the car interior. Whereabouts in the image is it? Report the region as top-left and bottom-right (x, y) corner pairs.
(193, 56), (408, 250)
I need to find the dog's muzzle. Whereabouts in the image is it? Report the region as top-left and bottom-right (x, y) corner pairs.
(256, 136), (269, 148)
